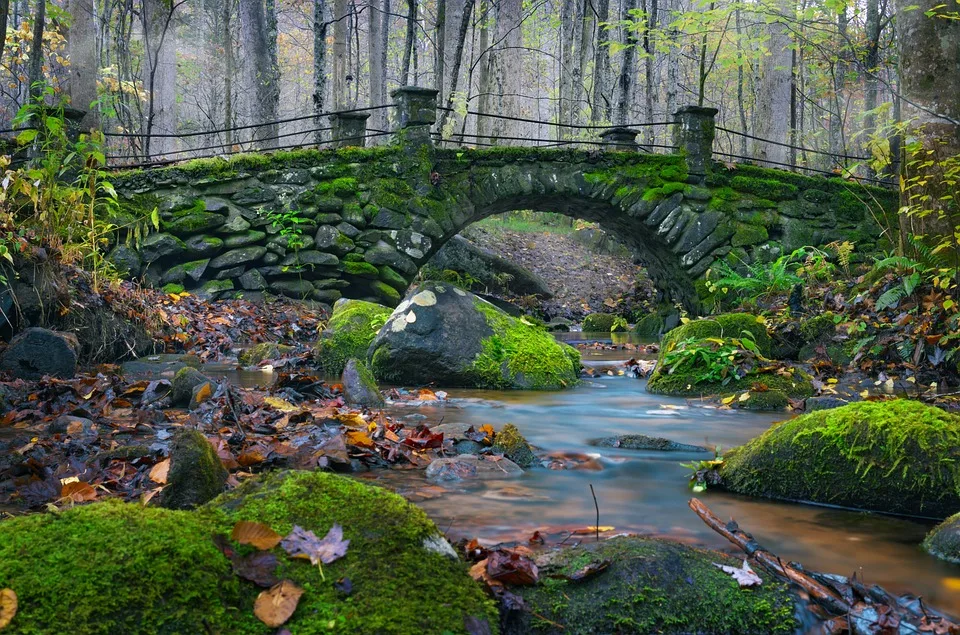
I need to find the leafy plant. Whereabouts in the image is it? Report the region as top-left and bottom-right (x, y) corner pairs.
(266, 208), (310, 252)
(680, 446), (724, 492)
(661, 331), (762, 386)
(705, 247), (831, 307)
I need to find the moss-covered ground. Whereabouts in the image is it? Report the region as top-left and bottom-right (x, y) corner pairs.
(0, 471), (497, 635)
(508, 535), (796, 635)
(721, 400), (960, 518)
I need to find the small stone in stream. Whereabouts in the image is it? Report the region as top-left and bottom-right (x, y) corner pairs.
(171, 367), (212, 407)
(433, 423), (476, 439)
(341, 358), (384, 407)
(924, 513), (960, 564)
(189, 381), (216, 410)
(453, 440), (484, 455)
(51, 415), (97, 438)
(591, 435), (708, 452)
(160, 429), (228, 510)
(0, 327), (78, 380)
(425, 455), (523, 481)
(804, 395), (856, 412)
(491, 424), (536, 468)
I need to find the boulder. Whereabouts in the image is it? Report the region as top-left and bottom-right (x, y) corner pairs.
(591, 435), (708, 452)
(160, 429), (228, 509)
(369, 282), (580, 390)
(106, 244), (142, 277)
(924, 513), (960, 563)
(427, 235), (552, 298)
(425, 454), (524, 481)
(222, 230), (266, 248)
(0, 328), (78, 380)
(314, 299), (393, 376)
(720, 400), (960, 518)
(506, 536), (797, 634)
(341, 358), (384, 407)
(581, 313), (624, 333)
(491, 423), (536, 467)
(0, 470), (497, 633)
(171, 367), (212, 406)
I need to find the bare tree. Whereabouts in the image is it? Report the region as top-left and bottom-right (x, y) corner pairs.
(66, 0), (99, 128)
(752, 0), (794, 166)
(615, 0), (638, 125)
(239, 0), (279, 147)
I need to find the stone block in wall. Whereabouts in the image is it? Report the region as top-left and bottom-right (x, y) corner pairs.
(141, 233), (187, 262)
(184, 235), (224, 257)
(163, 212), (227, 235)
(280, 250), (339, 267)
(210, 246), (267, 269)
(270, 278), (315, 299)
(260, 168), (311, 185)
(364, 241), (417, 275)
(202, 197), (230, 213)
(215, 266), (247, 280)
(313, 289), (342, 304)
(107, 245), (142, 278)
(195, 279), (234, 301)
(315, 225), (355, 255)
(371, 208), (409, 230)
(232, 184), (276, 206)
(219, 214), (252, 234)
(239, 269), (268, 290)
(223, 230), (267, 248)
(162, 259), (210, 284)
(386, 230), (431, 260)
(341, 260), (379, 279)
(262, 252), (281, 265)
(336, 222), (360, 238)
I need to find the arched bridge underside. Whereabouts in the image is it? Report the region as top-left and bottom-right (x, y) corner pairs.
(112, 146), (897, 312)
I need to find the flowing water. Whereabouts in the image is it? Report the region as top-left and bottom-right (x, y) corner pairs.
(361, 333), (960, 613)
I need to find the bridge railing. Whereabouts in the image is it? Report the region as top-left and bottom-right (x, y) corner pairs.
(54, 84), (888, 186)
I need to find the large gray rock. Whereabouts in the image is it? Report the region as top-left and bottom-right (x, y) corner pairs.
(591, 435), (708, 452)
(0, 328), (78, 380)
(341, 358), (384, 407)
(368, 282), (580, 390)
(428, 235), (553, 298)
(106, 245), (142, 277)
(159, 429), (228, 509)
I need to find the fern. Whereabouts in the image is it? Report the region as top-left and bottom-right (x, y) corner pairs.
(876, 285), (907, 311)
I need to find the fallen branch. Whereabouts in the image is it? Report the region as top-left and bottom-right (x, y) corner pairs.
(688, 497), (960, 635)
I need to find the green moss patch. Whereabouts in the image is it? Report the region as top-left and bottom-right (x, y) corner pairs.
(661, 314), (772, 356)
(720, 400), (960, 517)
(314, 299), (392, 376)
(509, 536), (796, 634)
(471, 301), (580, 390)
(924, 512), (960, 563)
(581, 313), (625, 332)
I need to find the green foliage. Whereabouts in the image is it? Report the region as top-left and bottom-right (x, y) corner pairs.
(704, 246), (835, 308)
(582, 312), (624, 332)
(264, 208), (310, 251)
(661, 333), (762, 387)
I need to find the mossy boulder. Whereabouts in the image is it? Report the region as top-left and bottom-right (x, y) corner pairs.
(506, 536), (797, 634)
(341, 357), (384, 406)
(369, 282), (579, 390)
(238, 342), (294, 366)
(581, 313), (625, 333)
(924, 513), (960, 563)
(160, 429), (228, 510)
(0, 470), (496, 634)
(170, 366), (212, 406)
(314, 298), (393, 376)
(720, 400), (960, 517)
(491, 423), (536, 467)
(660, 314), (772, 356)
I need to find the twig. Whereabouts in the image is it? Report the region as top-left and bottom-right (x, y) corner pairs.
(589, 484), (600, 543)
(222, 384), (246, 437)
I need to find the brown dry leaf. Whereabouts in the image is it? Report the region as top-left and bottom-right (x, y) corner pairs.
(61, 481), (97, 503)
(237, 449), (267, 467)
(149, 459), (170, 484)
(0, 589), (16, 630)
(232, 521), (283, 550)
(713, 559), (762, 587)
(253, 580), (303, 628)
(281, 524), (350, 566)
(345, 430), (375, 449)
(194, 382), (213, 403)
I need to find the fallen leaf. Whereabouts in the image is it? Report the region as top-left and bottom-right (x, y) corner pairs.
(345, 430), (375, 449)
(149, 459), (170, 484)
(264, 397), (297, 412)
(232, 521), (283, 550)
(571, 526), (614, 535)
(253, 580), (303, 628)
(61, 481), (97, 503)
(0, 589), (16, 630)
(554, 559), (611, 583)
(486, 549), (539, 586)
(233, 551), (281, 588)
(713, 559), (762, 587)
(281, 524), (350, 566)
(194, 382), (213, 403)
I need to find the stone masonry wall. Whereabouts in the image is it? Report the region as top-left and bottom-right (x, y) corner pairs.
(108, 146), (898, 311)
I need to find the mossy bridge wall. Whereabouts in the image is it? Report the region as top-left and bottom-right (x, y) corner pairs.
(110, 144), (896, 311)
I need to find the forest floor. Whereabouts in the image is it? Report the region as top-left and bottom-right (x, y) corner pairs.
(462, 220), (656, 322)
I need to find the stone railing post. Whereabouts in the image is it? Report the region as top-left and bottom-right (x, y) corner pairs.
(329, 111), (371, 147)
(673, 105), (718, 183)
(390, 86), (439, 151)
(599, 127), (642, 152)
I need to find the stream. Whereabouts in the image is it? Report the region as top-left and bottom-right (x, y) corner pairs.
(187, 332), (960, 612)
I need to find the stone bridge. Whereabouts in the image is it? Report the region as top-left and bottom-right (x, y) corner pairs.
(110, 88), (897, 312)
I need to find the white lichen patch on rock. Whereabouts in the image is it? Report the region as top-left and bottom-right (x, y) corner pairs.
(411, 290), (437, 306)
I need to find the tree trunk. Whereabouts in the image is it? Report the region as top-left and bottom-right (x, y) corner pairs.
(476, 0), (492, 142)
(313, 0), (328, 144)
(66, 0), (98, 128)
(491, 0), (521, 143)
(400, 0), (416, 85)
(558, 0), (576, 134)
(642, 0), (656, 145)
(142, 0), (177, 157)
(437, 0), (475, 136)
(368, 0), (386, 134)
(332, 0), (348, 109)
(751, 0), (793, 167)
(615, 0), (637, 125)
(27, 0), (44, 100)
(239, 0), (278, 147)
(0, 0), (9, 70)
(862, 0), (882, 175)
(828, 7), (848, 169)
(577, 0), (595, 126)
(897, 0), (960, 241)
(435, 0), (445, 101)
(224, 0), (235, 148)
(591, 0), (610, 123)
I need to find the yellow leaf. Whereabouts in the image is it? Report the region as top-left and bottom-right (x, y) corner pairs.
(942, 577), (960, 592)
(826, 378), (838, 384)
(231, 521), (282, 550)
(721, 395), (736, 405)
(859, 390), (870, 398)
(149, 458), (170, 484)
(0, 588), (17, 630)
(194, 383), (213, 403)
(346, 430), (375, 448)
(738, 392), (751, 402)
(264, 397), (296, 412)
